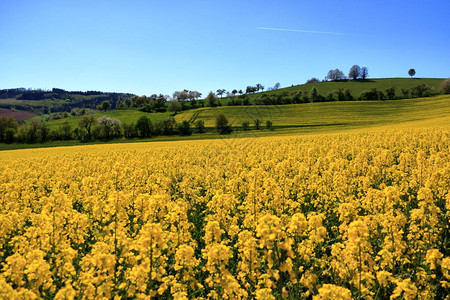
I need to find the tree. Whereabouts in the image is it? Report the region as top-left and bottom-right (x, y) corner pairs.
(97, 116), (121, 139)
(122, 123), (136, 138)
(79, 115), (96, 140)
(361, 67), (369, 80)
(136, 115), (153, 138)
(311, 86), (318, 101)
(206, 92), (218, 107)
(168, 101), (182, 113)
(60, 121), (72, 140)
(266, 120), (273, 130)
(256, 84), (264, 92)
(254, 119), (261, 130)
(231, 89), (238, 95)
(273, 82), (281, 90)
(385, 87), (396, 99)
(401, 88), (409, 98)
(242, 121), (249, 131)
(177, 120), (192, 136)
(188, 91), (202, 108)
(0, 116), (18, 142)
(195, 120), (205, 133)
(327, 69), (345, 81)
(348, 65), (361, 80)
(101, 100), (111, 111)
(216, 89), (226, 98)
(440, 78), (450, 94)
(215, 114), (232, 134)
(408, 68), (416, 78)
(306, 78), (320, 84)
(246, 86), (257, 94)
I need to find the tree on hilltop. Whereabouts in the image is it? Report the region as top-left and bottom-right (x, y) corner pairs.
(408, 68), (416, 78)
(361, 67), (369, 80)
(348, 65), (361, 80)
(327, 69), (345, 81)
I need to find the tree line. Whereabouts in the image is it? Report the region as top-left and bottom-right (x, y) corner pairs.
(0, 115), (199, 144)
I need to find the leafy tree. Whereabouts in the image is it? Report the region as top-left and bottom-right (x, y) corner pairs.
(246, 86), (257, 94)
(161, 118), (177, 135)
(254, 119), (261, 130)
(206, 92), (218, 107)
(215, 114), (232, 134)
(195, 120), (205, 133)
(344, 89), (354, 101)
(101, 100), (111, 111)
(242, 121), (250, 131)
(97, 116), (121, 139)
(177, 120), (192, 136)
(4, 128), (15, 143)
(60, 121), (72, 140)
(348, 65), (361, 80)
(311, 86), (318, 101)
(188, 91), (202, 108)
(408, 68), (416, 78)
(79, 115), (96, 140)
(232, 89), (238, 95)
(136, 115), (153, 138)
(401, 88), (409, 98)
(216, 113), (228, 131)
(216, 89), (226, 98)
(306, 78), (320, 84)
(256, 84), (264, 92)
(335, 89), (345, 101)
(273, 82), (281, 90)
(0, 116), (18, 142)
(266, 120), (273, 130)
(360, 88), (385, 100)
(122, 122), (136, 138)
(410, 84), (430, 98)
(440, 78), (450, 94)
(385, 87), (396, 99)
(327, 69), (345, 81)
(173, 90), (189, 102)
(361, 67), (369, 80)
(168, 101), (182, 113)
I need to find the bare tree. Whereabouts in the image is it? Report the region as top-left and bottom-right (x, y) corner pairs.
(361, 67), (369, 80)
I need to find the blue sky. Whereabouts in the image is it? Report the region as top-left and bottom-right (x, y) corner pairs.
(1, 0), (449, 97)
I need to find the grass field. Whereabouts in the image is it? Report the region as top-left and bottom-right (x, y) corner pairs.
(220, 78), (444, 105)
(177, 94), (450, 129)
(30, 110), (174, 130)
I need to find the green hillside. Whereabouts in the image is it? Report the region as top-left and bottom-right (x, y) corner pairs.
(220, 78), (444, 104)
(177, 94), (450, 132)
(30, 110), (173, 130)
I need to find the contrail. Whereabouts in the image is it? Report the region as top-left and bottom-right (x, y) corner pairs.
(256, 27), (351, 36)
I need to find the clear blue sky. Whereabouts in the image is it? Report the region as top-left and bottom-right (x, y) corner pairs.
(1, 0), (449, 97)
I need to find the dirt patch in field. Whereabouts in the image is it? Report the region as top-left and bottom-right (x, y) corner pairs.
(0, 108), (37, 121)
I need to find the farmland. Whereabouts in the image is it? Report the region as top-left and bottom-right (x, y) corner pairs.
(0, 125), (449, 299)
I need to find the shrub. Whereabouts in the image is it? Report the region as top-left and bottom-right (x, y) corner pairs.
(440, 78), (450, 94)
(177, 121), (192, 136)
